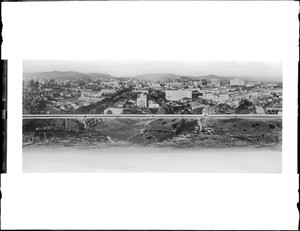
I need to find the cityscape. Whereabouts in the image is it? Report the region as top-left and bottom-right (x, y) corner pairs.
(23, 69), (282, 116)
(23, 60), (283, 172)
(22, 61), (282, 173)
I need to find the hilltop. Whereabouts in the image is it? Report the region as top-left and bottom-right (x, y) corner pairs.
(23, 71), (280, 83)
(23, 71), (115, 82)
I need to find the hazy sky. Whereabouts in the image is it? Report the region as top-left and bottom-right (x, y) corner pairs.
(23, 60), (282, 80)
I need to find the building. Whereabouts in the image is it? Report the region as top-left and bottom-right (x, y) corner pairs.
(166, 82), (183, 89)
(133, 89), (149, 94)
(219, 93), (229, 102)
(101, 89), (116, 96)
(209, 79), (220, 87)
(81, 90), (101, 98)
(212, 94), (219, 102)
(149, 100), (160, 108)
(165, 90), (192, 101)
(199, 79), (207, 86)
(230, 78), (245, 86)
(136, 93), (148, 107)
(188, 87), (201, 92)
(266, 101), (282, 115)
(202, 92), (213, 100)
(80, 90), (103, 103)
(151, 83), (162, 89)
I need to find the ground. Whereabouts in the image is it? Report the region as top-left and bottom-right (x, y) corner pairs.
(23, 117), (282, 149)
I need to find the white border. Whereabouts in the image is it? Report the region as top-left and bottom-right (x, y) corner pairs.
(2, 1), (299, 230)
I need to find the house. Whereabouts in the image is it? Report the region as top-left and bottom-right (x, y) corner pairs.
(266, 101), (282, 114)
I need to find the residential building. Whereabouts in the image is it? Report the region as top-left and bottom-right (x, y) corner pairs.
(266, 101), (282, 114)
(137, 93), (148, 107)
(165, 90), (192, 101)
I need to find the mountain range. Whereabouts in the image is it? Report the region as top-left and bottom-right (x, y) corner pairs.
(23, 71), (280, 82)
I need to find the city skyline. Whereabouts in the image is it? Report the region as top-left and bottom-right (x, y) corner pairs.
(23, 60), (282, 80)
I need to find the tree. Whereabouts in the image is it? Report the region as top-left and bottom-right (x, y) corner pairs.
(157, 103), (174, 114)
(235, 99), (256, 114)
(28, 79), (35, 90)
(34, 81), (40, 90)
(31, 97), (47, 113)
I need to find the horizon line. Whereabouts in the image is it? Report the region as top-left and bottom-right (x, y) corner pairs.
(23, 70), (282, 81)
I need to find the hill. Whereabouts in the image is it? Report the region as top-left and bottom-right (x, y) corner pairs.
(23, 71), (115, 82)
(23, 71), (280, 83)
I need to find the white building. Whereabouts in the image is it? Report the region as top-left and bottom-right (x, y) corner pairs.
(101, 89), (116, 96)
(202, 92), (213, 100)
(219, 93), (229, 102)
(149, 100), (160, 108)
(80, 90), (103, 103)
(230, 78), (245, 86)
(137, 93), (148, 107)
(133, 89), (149, 94)
(165, 90), (192, 101)
(209, 79), (220, 87)
(81, 90), (102, 98)
(151, 83), (162, 89)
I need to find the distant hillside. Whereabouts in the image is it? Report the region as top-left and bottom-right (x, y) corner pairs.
(133, 73), (184, 82)
(133, 73), (235, 82)
(23, 71), (281, 83)
(23, 71), (115, 81)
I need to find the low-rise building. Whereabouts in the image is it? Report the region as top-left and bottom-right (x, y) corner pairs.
(101, 89), (116, 96)
(149, 100), (160, 108)
(202, 92), (213, 100)
(165, 90), (192, 101)
(266, 101), (282, 114)
(219, 93), (229, 102)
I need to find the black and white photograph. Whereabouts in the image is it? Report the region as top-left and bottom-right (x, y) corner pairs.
(23, 60), (282, 173)
(1, 1), (298, 230)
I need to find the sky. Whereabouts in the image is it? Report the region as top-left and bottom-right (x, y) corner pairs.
(23, 60), (282, 80)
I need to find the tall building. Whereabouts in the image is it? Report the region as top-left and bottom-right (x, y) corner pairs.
(230, 78), (245, 86)
(165, 90), (192, 101)
(136, 93), (148, 107)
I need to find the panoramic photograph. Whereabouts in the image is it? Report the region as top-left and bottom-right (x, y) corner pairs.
(22, 60), (282, 172)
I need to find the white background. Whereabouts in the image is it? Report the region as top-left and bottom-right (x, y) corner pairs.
(2, 1), (299, 230)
